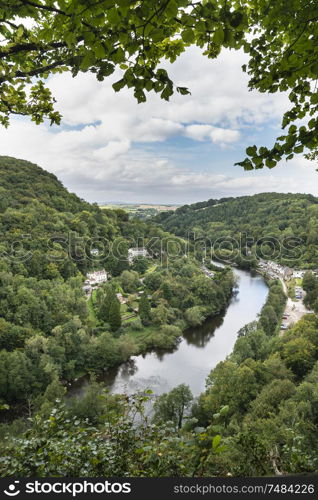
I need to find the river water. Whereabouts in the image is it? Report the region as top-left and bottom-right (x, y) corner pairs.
(71, 267), (268, 398)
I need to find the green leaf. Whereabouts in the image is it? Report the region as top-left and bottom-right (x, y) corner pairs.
(16, 25), (24, 38)
(177, 86), (190, 95)
(107, 8), (120, 24)
(117, 0), (130, 7)
(310, 93), (318, 105)
(94, 43), (106, 59)
(246, 146), (257, 156)
(265, 159), (277, 168)
(308, 118), (316, 129)
(253, 156), (263, 167)
(235, 159), (254, 170)
(64, 32), (76, 47)
(112, 79), (126, 92)
(80, 53), (95, 71)
(311, 63), (318, 76)
(165, 0), (178, 18)
(219, 405), (229, 416)
(161, 86), (173, 100)
(196, 21), (206, 33)
(224, 29), (235, 47)
(112, 48), (125, 63)
(212, 27), (224, 45)
(134, 89), (146, 103)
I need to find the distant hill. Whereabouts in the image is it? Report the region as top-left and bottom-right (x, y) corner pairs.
(155, 192), (318, 268)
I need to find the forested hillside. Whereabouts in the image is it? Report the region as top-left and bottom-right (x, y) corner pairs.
(0, 157), (233, 409)
(0, 156), (134, 279)
(2, 280), (318, 477)
(0, 156), (92, 213)
(156, 193), (318, 268)
(193, 297), (318, 476)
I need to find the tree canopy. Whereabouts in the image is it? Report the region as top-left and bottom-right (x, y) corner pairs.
(0, 1), (317, 168)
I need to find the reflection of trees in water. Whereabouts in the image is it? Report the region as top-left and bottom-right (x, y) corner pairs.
(183, 314), (224, 348)
(155, 346), (177, 362)
(230, 290), (240, 304)
(99, 359), (138, 388)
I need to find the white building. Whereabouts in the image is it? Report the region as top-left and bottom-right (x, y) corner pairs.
(128, 247), (148, 263)
(86, 269), (108, 285)
(293, 270), (305, 279)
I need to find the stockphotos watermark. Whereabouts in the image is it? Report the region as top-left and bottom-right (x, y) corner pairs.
(2, 478), (317, 499)
(3, 480), (131, 497)
(0, 232), (304, 266)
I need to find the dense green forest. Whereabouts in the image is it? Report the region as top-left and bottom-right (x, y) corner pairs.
(2, 279), (318, 476)
(155, 193), (318, 269)
(1, 157), (318, 477)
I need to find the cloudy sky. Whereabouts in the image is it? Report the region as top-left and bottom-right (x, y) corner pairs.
(0, 46), (317, 204)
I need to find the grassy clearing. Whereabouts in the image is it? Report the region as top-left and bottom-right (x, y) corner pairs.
(125, 325), (160, 342)
(122, 315), (138, 323)
(120, 303), (128, 313)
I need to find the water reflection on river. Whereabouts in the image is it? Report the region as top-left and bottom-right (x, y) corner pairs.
(71, 268), (268, 398)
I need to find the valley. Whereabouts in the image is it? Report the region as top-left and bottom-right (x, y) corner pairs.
(0, 157), (318, 478)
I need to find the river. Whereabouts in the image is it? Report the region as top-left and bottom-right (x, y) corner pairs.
(71, 267), (268, 398)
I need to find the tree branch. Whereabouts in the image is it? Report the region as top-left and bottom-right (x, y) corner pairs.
(0, 59), (68, 83)
(0, 41), (67, 58)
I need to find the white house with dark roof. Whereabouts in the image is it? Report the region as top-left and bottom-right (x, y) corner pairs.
(86, 269), (108, 285)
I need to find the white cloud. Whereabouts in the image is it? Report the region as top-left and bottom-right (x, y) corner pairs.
(46, 45), (289, 141)
(184, 124), (212, 141)
(210, 127), (240, 144)
(93, 140), (131, 162)
(184, 124), (240, 144)
(133, 118), (184, 142)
